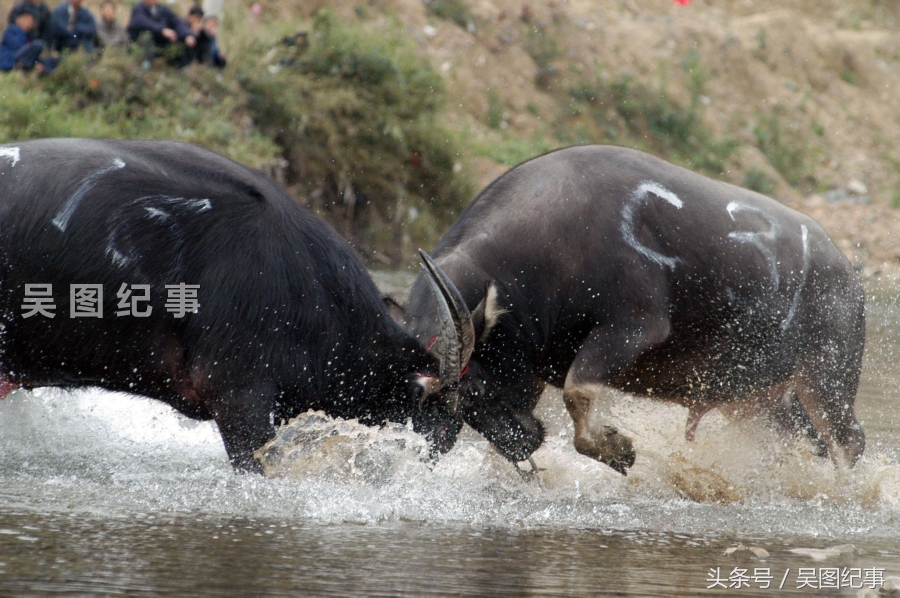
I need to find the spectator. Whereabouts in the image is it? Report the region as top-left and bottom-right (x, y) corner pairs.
(96, 0), (126, 48)
(196, 15), (224, 68)
(0, 9), (57, 74)
(49, 0), (96, 52)
(7, 0), (51, 42)
(186, 4), (203, 35)
(127, 0), (195, 65)
(186, 6), (223, 68)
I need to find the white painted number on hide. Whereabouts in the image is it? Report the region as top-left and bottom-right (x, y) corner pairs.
(621, 182), (684, 269)
(0, 147), (21, 167)
(726, 202), (809, 330)
(781, 225), (809, 331)
(726, 202), (780, 290)
(52, 158), (126, 232)
(105, 195), (212, 269)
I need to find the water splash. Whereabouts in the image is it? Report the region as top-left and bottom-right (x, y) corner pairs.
(0, 384), (897, 538)
(256, 411), (432, 484)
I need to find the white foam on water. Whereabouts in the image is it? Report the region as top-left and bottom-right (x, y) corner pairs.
(0, 384), (897, 538)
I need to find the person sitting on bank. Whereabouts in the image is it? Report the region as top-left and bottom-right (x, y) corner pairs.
(6, 0), (51, 42)
(186, 4), (203, 35)
(198, 15), (225, 67)
(0, 9), (57, 74)
(48, 0), (96, 52)
(95, 0), (126, 48)
(127, 0), (195, 64)
(186, 6), (224, 68)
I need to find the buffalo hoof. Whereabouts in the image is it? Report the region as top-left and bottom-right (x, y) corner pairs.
(232, 455), (266, 475)
(574, 425), (636, 475)
(514, 456), (545, 483)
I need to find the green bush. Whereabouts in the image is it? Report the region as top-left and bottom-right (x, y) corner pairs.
(423, 0), (473, 30)
(549, 72), (736, 174)
(0, 49), (278, 168)
(237, 11), (472, 257)
(743, 167), (775, 195)
(525, 23), (559, 89)
(753, 110), (810, 187)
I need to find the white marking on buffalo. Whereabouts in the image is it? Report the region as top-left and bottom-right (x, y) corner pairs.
(185, 198), (212, 212)
(781, 224), (809, 331)
(480, 283), (508, 341)
(142, 196), (211, 213)
(144, 207), (171, 220)
(0, 147), (21, 167)
(726, 202), (780, 291)
(108, 247), (130, 268)
(621, 182), (684, 269)
(52, 158), (126, 232)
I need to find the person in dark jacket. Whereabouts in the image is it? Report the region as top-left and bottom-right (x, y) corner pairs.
(6, 0), (50, 42)
(186, 4), (203, 30)
(48, 0), (96, 52)
(186, 6), (224, 68)
(196, 15), (224, 67)
(0, 9), (57, 73)
(127, 0), (195, 65)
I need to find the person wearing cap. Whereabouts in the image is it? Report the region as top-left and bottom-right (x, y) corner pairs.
(127, 0), (195, 64)
(95, 0), (126, 48)
(48, 0), (96, 52)
(6, 0), (51, 43)
(0, 8), (57, 73)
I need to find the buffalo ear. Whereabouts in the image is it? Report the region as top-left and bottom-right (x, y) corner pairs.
(472, 282), (505, 342)
(383, 296), (407, 327)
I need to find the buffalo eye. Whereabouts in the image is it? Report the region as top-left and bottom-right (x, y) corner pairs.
(462, 379), (482, 404)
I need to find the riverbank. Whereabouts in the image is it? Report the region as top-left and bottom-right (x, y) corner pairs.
(3, 0), (900, 267)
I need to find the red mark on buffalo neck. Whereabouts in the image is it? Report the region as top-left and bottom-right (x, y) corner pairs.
(673, 0), (691, 4)
(423, 337), (470, 375)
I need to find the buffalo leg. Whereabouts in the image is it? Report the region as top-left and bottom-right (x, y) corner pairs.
(756, 386), (828, 457)
(791, 372), (865, 467)
(462, 398), (545, 463)
(563, 384), (635, 474)
(212, 381), (277, 474)
(562, 314), (670, 474)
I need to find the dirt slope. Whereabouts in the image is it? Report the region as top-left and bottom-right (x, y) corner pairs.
(303, 0), (900, 267)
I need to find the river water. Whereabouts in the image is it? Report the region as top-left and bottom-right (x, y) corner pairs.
(0, 271), (898, 596)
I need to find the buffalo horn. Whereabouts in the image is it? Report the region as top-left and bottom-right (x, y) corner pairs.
(422, 272), (461, 413)
(418, 250), (476, 368)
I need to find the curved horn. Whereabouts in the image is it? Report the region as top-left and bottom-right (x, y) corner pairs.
(422, 272), (460, 413)
(418, 250), (476, 368)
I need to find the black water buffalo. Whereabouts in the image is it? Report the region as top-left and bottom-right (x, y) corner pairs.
(403, 145), (866, 474)
(0, 138), (470, 472)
